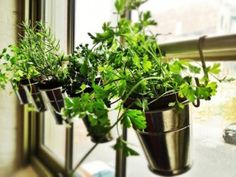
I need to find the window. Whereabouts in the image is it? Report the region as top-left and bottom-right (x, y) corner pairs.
(34, 0), (70, 174)
(30, 0), (236, 177)
(74, 0), (116, 46)
(73, 0), (117, 174)
(43, 111), (66, 163)
(132, 0), (236, 42)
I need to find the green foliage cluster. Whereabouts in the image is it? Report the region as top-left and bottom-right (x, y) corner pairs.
(0, 22), (67, 89)
(63, 0), (224, 155)
(0, 0), (226, 157)
(21, 22), (67, 83)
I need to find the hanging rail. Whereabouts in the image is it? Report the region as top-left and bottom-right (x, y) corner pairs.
(160, 34), (236, 61)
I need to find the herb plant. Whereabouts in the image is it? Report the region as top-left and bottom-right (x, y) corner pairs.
(0, 22), (67, 90)
(22, 22), (67, 84)
(0, 24), (40, 89)
(63, 0), (224, 156)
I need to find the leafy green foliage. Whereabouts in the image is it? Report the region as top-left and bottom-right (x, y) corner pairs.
(122, 109), (146, 129)
(62, 86), (111, 137)
(21, 22), (67, 82)
(113, 137), (139, 156)
(62, 0), (225, 158)
(0, 21), (67, 90)
(0, 71), (8, 89)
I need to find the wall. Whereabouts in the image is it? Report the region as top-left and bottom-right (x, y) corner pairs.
(0, 0), (24, 176)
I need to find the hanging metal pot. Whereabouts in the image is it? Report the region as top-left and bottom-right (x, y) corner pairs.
(14, 81), (31, 104)
(83, 116), (113, 143)
(39, 85), (65, 125)
(21, 80), (47, 112)
(135, 103), (192, 176)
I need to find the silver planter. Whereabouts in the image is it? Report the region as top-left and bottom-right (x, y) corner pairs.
(83, 116), (113, 143)
(136, 105), (192, 176)
(40, 86), (65, 124)
(22, 80), (47, 112)
(15, 83), (31, 105)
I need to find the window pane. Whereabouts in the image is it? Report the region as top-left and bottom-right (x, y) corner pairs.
(127, 61), (236, 177)
(41, 0), (68, 165)
(75, 0), (116, 46)
(45, 0), (68, 52)
(73, 1), (116, 175)
(43, 111), (66, 163)
(133, 0), (236, 42)
(73, 119), (116, 176)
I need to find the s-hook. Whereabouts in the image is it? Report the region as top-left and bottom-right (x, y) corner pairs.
(192, 35), (208, 107)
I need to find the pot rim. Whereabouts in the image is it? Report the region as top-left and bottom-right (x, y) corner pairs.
(145, 100), (189, 113)
(20, 79), (38, 86)
(136, 124), (190, 135)
(39, 86), (63, 92)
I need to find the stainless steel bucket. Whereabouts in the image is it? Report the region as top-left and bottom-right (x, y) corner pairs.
(136, 105), (192, 176)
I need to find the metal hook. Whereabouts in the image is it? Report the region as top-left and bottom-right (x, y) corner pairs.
(192, 35), (209, 108)
(192, 77), (200, 107)
(198, 35), (208, 82)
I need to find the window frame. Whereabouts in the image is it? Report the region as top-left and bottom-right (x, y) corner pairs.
(37, 0), (75, 174)
(24, 0), (236, 176)
(24, 0), (76, 176)
(160, 34), (236, 61)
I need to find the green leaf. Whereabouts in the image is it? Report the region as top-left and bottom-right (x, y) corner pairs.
(143, 55), (152, 72)
(80, 83), (87, 91)
(121, 114), (132, 128)
(93, 84), (106, 99)
(88, 113), (98, 126)
(115, 0), (126, 14)
(188, 64), (201, 74)
(118, 79), (127, 96)
(179, 83), (196, 102)
(208, 63), (221, 74)
(124, 109), (146, 130)
(196, 86), (212, 100)
(113, 138), (139, 157)
(169, 61), (182, 74)
(207, 82), (217, 96)
(133, 54), (141, 68)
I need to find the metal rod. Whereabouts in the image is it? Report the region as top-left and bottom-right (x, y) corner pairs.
(67, 0), (75, 54)
(65, 125), (74, 177)
(114, 7), (131, 177)
(115, 126), (128, 177)
(160, 34), (236, 60)
(70, 143), (99, 176)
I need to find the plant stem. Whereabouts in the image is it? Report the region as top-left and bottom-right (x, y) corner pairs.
(148, 89), (176, 105)
(122, 76), (160, 104)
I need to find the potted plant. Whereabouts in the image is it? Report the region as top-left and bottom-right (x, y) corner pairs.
(0, 23), (46, 111)
(64, 0), (227, 175)
(23, 22), (68, 124)
(0, 22), (67, 118)
(63, 44), (113, 143)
